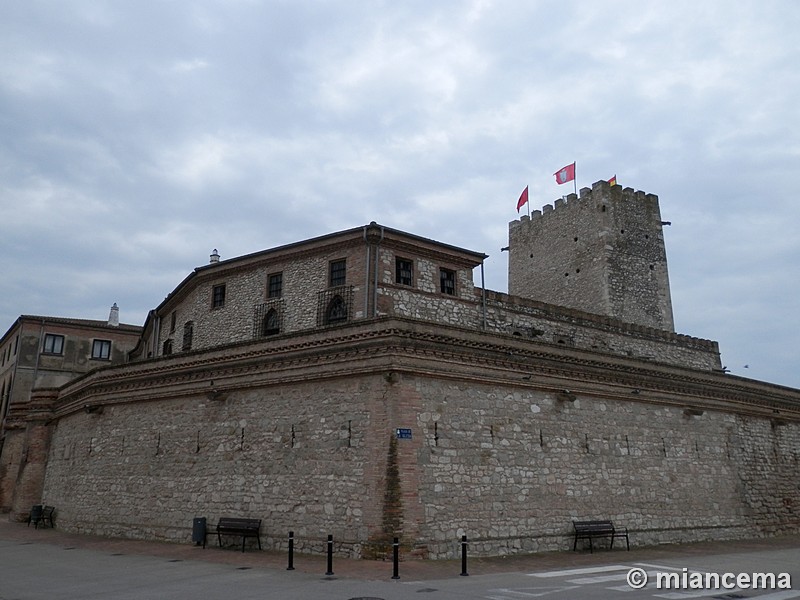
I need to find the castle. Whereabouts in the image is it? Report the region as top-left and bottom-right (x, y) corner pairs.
(1, 180), (798, 558)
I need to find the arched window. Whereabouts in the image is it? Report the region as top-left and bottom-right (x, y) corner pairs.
(325, 295), (348, 325)
(262, 309), (280, 336)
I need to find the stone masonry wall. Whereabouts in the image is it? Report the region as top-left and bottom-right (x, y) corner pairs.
(38, 353), (799, 558)
(41, 374), (392, 555)
(481, 291), (720, 371)
(371, 249), (717, 370)
(509, 181), (674, 332)
(157, 248), (369, 356)
(409, 376), (799, 557)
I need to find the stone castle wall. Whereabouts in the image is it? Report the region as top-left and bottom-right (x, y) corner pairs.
(413, 378), (798, 556)
(480, 290), (719, 371)
(36, 321), (800, 558)
(41, 375), (388, 553)
(6, 211), (796, 558)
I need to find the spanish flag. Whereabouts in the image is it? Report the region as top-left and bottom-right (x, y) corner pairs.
(608, 175), (617, 186)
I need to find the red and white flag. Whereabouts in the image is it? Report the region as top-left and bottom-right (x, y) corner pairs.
(516, 186), (529, 212)
(553, 162), (576, 185)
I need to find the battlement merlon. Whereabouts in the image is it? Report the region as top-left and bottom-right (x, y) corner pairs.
(509, 179), (661, 232)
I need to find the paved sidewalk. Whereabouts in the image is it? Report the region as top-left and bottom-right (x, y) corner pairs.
(2, 518), (799, 582)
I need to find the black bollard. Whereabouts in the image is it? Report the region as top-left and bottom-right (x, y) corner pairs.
(287, 531), (295, 571)
(325, 534), (334, 576)
(460, 534), (469, 576)
(391, 537), (400, 579)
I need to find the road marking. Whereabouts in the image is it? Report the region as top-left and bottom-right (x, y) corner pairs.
(634, 562), (690, 571)
(486, 586), (580, 598)
(527, 564), (631, 578)
(568, 569), (661, 584)
(595, 563), (695, 588)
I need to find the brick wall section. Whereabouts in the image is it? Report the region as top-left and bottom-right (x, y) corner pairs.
(8, 389), (57, 520)
(37, 320), (800, 558)
(0, 429), (24, 514)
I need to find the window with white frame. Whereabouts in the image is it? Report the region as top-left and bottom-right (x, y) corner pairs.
(43, 334), (64, 355)
(91, 339), (111, 360)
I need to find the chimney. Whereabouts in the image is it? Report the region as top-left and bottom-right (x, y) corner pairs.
(210, 249), (220, 264)
(108, 303), (120, 327)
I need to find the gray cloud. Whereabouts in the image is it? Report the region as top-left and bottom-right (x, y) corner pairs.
(1, 0), (798, 388)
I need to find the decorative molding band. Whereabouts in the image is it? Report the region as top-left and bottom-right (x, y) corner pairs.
(50, 318), (800, 421)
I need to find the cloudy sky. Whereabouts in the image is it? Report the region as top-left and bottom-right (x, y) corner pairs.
(1, 1), (798, 389)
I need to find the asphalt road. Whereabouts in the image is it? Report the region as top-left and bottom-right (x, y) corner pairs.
(1, 526), (799, 600)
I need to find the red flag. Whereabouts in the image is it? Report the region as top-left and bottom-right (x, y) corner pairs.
(553, 162), (576, 185)
(608, 175), (617, 186)
(516, 186), (529, 212)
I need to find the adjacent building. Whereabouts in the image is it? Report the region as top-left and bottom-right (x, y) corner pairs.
(0, 308), (142, 514)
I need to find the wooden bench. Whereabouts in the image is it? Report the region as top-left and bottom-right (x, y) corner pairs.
(27, 505), (55, 529)
(216, 517), (262, 553)
(573, 520), (629, 553)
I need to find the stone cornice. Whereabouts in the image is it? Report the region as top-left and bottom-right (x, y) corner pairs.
(49, 317), (800, 422)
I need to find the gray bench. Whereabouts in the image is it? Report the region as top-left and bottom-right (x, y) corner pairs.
(216, 517), (262, 552)
(573, 520), (629, 553)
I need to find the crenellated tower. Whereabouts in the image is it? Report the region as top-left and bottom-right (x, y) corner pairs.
(508, 179), (675, 332)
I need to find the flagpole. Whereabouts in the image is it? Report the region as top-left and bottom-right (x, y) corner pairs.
(573, 162), (577, 196)
(527, 186), (530, 218)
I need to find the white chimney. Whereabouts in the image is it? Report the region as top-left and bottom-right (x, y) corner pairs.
(210, 249), (220, 264)
(108, 303), (120, 327)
